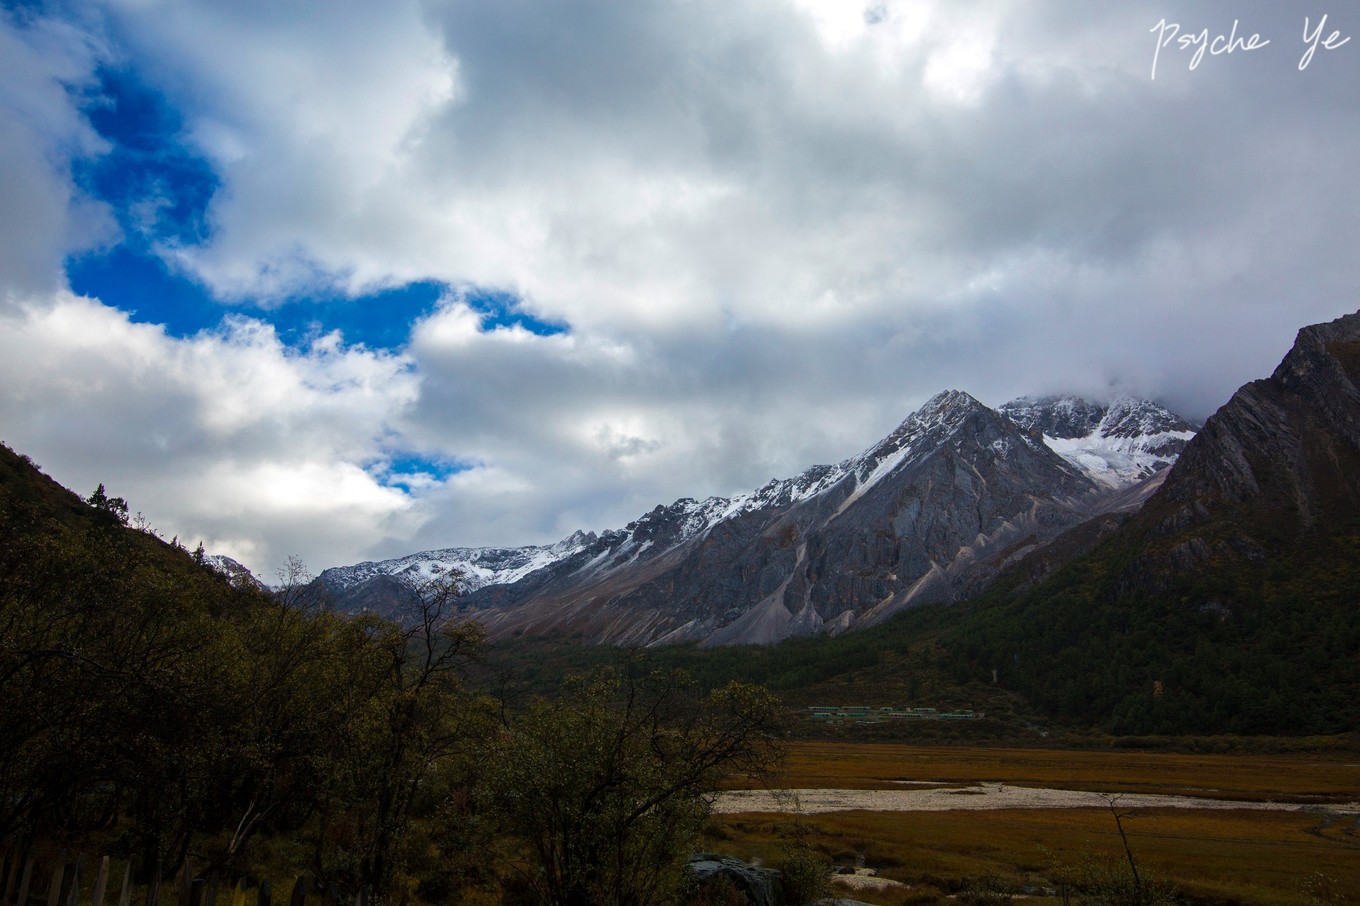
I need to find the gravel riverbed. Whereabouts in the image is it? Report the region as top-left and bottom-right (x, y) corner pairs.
(714, 783), (1360, 814)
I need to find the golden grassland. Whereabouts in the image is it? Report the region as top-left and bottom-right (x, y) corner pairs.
(709, 742), (1360, 905)
(755, 741), (1360, 801)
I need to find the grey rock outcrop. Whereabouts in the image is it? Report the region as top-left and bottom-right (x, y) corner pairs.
(685, 854), (782, 906)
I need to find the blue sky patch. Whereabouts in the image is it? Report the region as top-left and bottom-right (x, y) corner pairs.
(377, 453), (471, 493)
(73, 66), (218, 249)
(462, 287), (567, 337)
(63, 59), (568, 352)
(68, 247), (221, 336)
(266, 281), (448, 349)
(68, 249), (449, 350)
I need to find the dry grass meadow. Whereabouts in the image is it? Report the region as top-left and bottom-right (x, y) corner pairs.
(709, 742), (1360, 905)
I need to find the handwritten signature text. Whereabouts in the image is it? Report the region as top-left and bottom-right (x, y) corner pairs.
(1150, 15), (1351, 79)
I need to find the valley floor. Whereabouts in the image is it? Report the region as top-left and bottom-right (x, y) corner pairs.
(711, 741), (1360, 906)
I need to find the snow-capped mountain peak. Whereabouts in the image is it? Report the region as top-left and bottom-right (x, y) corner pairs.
(857, 390), (984, 468)
(454, 387), (1099, 645)
(1100, 397), (1196, 439)
(647, 390), (994, 547)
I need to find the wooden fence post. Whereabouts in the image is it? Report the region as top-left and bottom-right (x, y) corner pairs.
(62, 854), (83, 906)
(178, 861), (191, 906)
(145, 858), (162, 906)
(256, 879), (270, 906)
(116, 859), (133, 906)
(13, 858), (35, 906)
(45, 852), (67, 906)
(90, 856), (111, 906)
(203, 875), (217, 906)
(287, 877), (306, 906)
(353, 888), (366, 906)
(1, 847), (15, 905)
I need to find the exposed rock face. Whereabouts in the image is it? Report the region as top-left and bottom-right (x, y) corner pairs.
(1132, 309), (1360, 579)
(319, 573), (419, 623)
(999, 396), (1196, 488)
(1000, 395), (1107, 439)
(463, 391), (1108, 645)
(1162, 312), (1360, 516)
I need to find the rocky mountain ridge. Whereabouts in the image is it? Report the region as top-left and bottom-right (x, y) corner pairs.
(315, 389), (1191, 633)
(1127, 309), (1360, 586)
(318, 390), (1193, 645)
(315, 530), (597, 598)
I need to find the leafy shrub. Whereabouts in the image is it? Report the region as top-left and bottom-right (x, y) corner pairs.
(960, 875), (1013, 906)
(1075, 856), (1180, 906)
(778, 846), (830, 905)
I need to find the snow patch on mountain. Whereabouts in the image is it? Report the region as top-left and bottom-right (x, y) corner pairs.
(999, 396), (1196, 489)
(205, 554), (267, 590)
(317, 529), (597, 595)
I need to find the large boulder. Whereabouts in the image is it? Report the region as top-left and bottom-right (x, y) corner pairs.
(685, 854), (782, 906)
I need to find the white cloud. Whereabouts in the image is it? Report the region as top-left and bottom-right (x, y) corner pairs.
(86, 0), (463, 299)
(0, 11), (113, 300)
(0, 292), (421, 573)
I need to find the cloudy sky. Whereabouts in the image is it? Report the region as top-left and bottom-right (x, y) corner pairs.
(2, 0), (1359, 577)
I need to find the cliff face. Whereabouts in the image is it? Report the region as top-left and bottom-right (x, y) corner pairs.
(1129, 310), (1360, 583)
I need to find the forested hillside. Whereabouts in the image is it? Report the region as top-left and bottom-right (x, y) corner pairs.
(0, 444), (781, 906)
(942, 521), (1360, 735)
